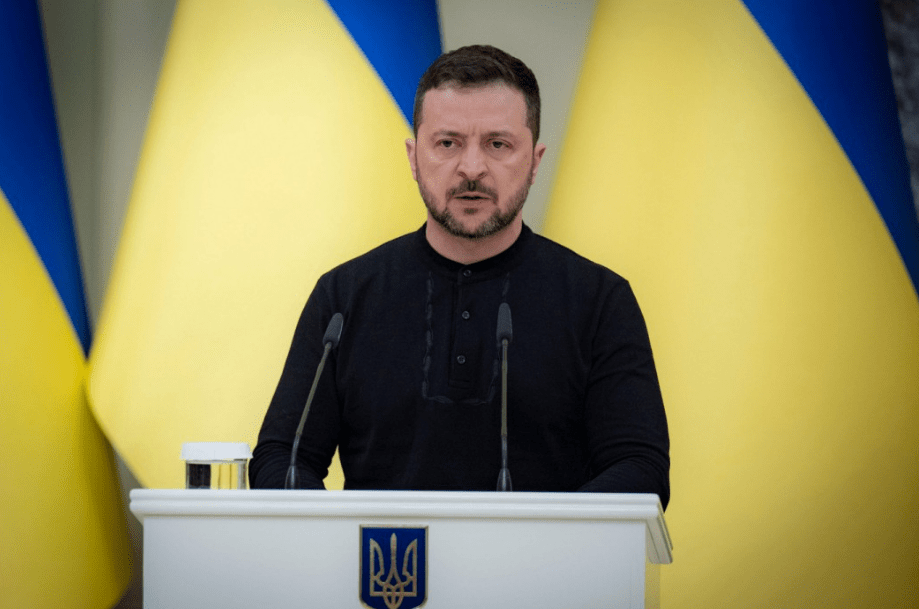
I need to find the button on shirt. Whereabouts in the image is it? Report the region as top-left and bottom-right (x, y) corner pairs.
(425, 255), (511, 399)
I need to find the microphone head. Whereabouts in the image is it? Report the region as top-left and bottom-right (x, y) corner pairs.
(323, 313), (344, 348)
(496, 302), (513, 343)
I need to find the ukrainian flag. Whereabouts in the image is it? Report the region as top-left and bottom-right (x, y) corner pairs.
(0, 0), (131, 607)
(545, 1), (918, 607)
(87, 0), (441, 490)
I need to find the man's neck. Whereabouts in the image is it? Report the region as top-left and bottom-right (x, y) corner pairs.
(425, 217), (523, 265)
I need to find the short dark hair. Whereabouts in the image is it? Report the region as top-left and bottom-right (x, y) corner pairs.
(412, 45), (541, 144)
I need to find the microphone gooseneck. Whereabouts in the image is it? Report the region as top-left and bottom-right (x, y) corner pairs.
(285, 312), (344, 489)
(496, 303), (513, 492)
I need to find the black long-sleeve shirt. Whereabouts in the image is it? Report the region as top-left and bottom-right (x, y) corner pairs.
(251, 224), (670, 508)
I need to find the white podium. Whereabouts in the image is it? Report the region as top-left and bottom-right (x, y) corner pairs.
(130, 490), (672, 609)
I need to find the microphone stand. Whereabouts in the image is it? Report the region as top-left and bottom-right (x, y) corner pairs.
(496, 303), (512, 492)
(285, 313), (343, 489)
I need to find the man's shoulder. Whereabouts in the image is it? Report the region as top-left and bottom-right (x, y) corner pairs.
(346, 229), (418, 266)
(529, 231), (628, 285)
(319, 228), (420, 283)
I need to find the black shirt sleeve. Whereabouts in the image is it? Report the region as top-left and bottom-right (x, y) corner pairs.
(576, 279), (670, 509)
(250, 276), (340, 489)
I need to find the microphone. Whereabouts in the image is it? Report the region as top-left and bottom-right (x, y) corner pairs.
(496, 303), (512, 492)
(285, 312), (344, 489)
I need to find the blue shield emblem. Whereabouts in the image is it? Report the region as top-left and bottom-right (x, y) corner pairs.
(360, 526), (427, 609)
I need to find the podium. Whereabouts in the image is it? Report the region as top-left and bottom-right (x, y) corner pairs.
(130, 489), (672, 608)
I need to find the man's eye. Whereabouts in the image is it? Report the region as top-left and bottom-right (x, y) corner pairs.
(439, 140), (454, 148)
(491, 141), (507, 149)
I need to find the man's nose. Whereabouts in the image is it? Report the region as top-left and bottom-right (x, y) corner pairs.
(456, 144), (487, 180)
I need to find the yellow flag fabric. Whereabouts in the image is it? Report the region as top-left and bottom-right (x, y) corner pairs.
(1, 199), (132, 609)
(545, 1), (918, 607)
(0, 1), (131, 605)
(87, 0), (435, 489)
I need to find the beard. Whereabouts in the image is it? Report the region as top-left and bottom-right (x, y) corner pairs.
(419, 169), (533, 241)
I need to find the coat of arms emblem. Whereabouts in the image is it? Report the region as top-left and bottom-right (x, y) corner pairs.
(360, 526), (427, 609)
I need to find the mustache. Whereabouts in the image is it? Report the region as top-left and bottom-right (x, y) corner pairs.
(447, 180), (497, 199)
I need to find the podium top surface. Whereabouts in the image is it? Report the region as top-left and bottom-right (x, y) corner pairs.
(130, 489), (672, 564)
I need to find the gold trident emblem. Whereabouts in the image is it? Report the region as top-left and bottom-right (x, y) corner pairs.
(369, 533), (419, 609)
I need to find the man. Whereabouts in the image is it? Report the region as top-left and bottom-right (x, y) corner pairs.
(250, 45), (670, 508)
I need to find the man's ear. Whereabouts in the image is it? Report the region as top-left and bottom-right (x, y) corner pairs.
(530, 143), (547, 184)
(405, 138), (418, 182)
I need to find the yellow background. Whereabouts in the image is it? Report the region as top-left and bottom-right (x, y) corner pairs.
(545, 1), (919, 606)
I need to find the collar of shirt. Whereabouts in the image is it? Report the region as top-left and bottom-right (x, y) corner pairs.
(414, 223), (533, 282)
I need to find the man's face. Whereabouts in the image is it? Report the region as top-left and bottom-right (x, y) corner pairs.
(406, 83), (546, 240)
